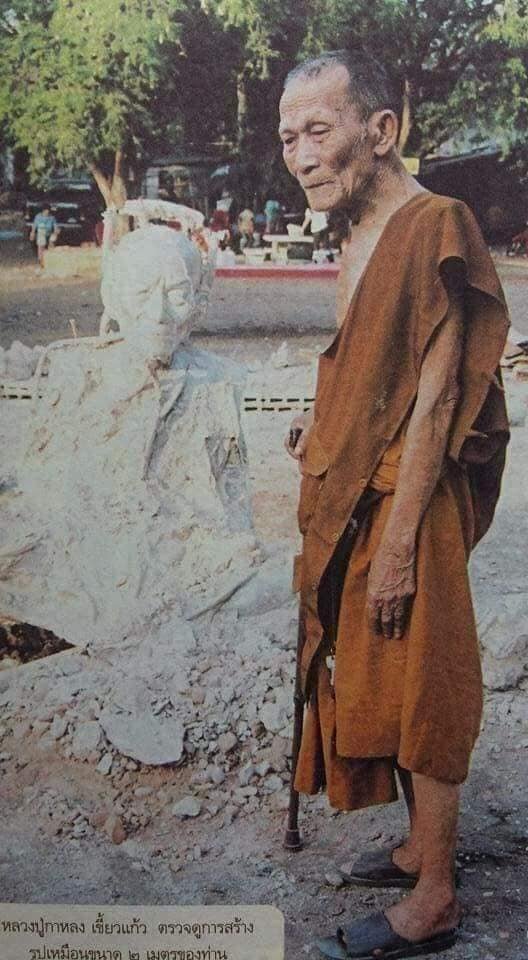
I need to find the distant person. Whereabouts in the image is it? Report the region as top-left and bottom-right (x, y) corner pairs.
(254, 210), (267, 244)
(30, 205), (59, 268)
(210, 208), (230, 232)
(237, 208), (255, 250)
(216, 188), (233, 215)
(264, 197), (282, 233)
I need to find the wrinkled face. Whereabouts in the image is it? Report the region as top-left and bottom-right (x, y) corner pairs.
(279, 65), (376, 212)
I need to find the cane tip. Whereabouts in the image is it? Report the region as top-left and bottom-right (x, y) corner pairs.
(283, 828), (303, 851)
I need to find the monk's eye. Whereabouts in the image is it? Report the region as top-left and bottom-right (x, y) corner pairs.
(311, 127), (329, 138)
(281, 136), (295, 147)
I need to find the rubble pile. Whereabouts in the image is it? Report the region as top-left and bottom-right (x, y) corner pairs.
(0, 597), (299, 835)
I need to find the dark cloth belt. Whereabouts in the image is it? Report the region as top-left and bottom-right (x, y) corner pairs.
(317, 487), (382, 654)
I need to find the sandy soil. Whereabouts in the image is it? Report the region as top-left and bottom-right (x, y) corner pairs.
(1, 227), (528, 960)
(2, 222), (528, 347)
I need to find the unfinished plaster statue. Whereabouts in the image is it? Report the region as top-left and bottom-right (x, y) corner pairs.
(0, 198), (258, 750)
(99, 200), (217, 366)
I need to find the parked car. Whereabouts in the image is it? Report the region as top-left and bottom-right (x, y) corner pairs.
(24, 177), (104, 244)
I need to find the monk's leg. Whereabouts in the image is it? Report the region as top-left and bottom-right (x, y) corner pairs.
(391, 766), (422, 874)
(385, 773), (461, 941)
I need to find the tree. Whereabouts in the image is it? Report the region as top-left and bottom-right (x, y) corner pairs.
(0, 0), (181, 207)
(484, 0), (528, 163)
(206, 0), (528, 204)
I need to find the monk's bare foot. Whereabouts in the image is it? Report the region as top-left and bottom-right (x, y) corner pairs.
(391, 840), (422, 875)
(385, 885), (461, 942)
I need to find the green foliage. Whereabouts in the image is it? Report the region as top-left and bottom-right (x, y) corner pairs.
(0, 0), (181, 183)
(483, 1), (528, 162)
(1, 0), (527, 202)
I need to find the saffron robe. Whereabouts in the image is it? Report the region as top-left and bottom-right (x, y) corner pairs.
(293, 193), (510, 810)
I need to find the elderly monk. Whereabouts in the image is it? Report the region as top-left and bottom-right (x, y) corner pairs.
(281, 50), (509, 960)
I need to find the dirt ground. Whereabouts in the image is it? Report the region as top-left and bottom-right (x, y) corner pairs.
(1, 226), (528, 960)
(2, 220), (528, 344)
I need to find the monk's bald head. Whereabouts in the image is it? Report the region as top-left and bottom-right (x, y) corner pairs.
(284, 50), (402, 124)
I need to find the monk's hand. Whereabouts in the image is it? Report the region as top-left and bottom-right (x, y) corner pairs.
(284, 410), (314, 474)
(366, 544), (417, 639)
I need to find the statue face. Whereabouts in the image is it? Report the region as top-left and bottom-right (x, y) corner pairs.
(101, 225), (206, 364)
(279, 65), (375, 213)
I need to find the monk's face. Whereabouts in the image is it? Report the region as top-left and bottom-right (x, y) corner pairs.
(279, 65), (376, 213)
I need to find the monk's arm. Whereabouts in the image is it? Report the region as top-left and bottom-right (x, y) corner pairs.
(366, 295), (464, 639)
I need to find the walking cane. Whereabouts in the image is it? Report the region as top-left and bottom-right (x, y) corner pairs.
(284, 600), (305, 851)
(284, 423), (306, 852)
(283, 494), (362, 851)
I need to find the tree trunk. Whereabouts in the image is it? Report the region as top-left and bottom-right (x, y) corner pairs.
(236, 72), (248, 155)
(90, 150), (130, 242)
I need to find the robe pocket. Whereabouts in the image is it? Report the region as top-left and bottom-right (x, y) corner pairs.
(292, 553), (303, 594)
(297, 427), (330, 534)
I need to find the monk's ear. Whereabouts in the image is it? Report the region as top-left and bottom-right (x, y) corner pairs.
(369, 110), (399, 156)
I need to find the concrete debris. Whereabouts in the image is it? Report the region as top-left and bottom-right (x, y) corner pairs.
(479, 596), (528, 690)
(260, 701), (288, 734)
(71, 721), (101, 759)
(103, 814), (127, 845)
(172, 796), (202, 819)
(207, 765), (226, 785)
(134, 786), (154, 798)
(262, 774), (284, 794)
(96, 753), (114, 776)
(255, 759), (272, 778)
(99, 710), (185, 766)
(238, 762), (256, 786)
(50, 715), (68, 740)
(270, 791), (290, 812)
(217, 732), (238, 754)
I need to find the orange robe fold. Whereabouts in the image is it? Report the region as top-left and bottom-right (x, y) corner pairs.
(293, 193), (509, 811)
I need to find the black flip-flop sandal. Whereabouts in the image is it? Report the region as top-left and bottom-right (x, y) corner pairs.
(339, 847), (418, 889)
(316, 911), (458, 959)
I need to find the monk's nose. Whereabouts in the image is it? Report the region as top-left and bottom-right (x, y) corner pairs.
(294, 138), (320, 178)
